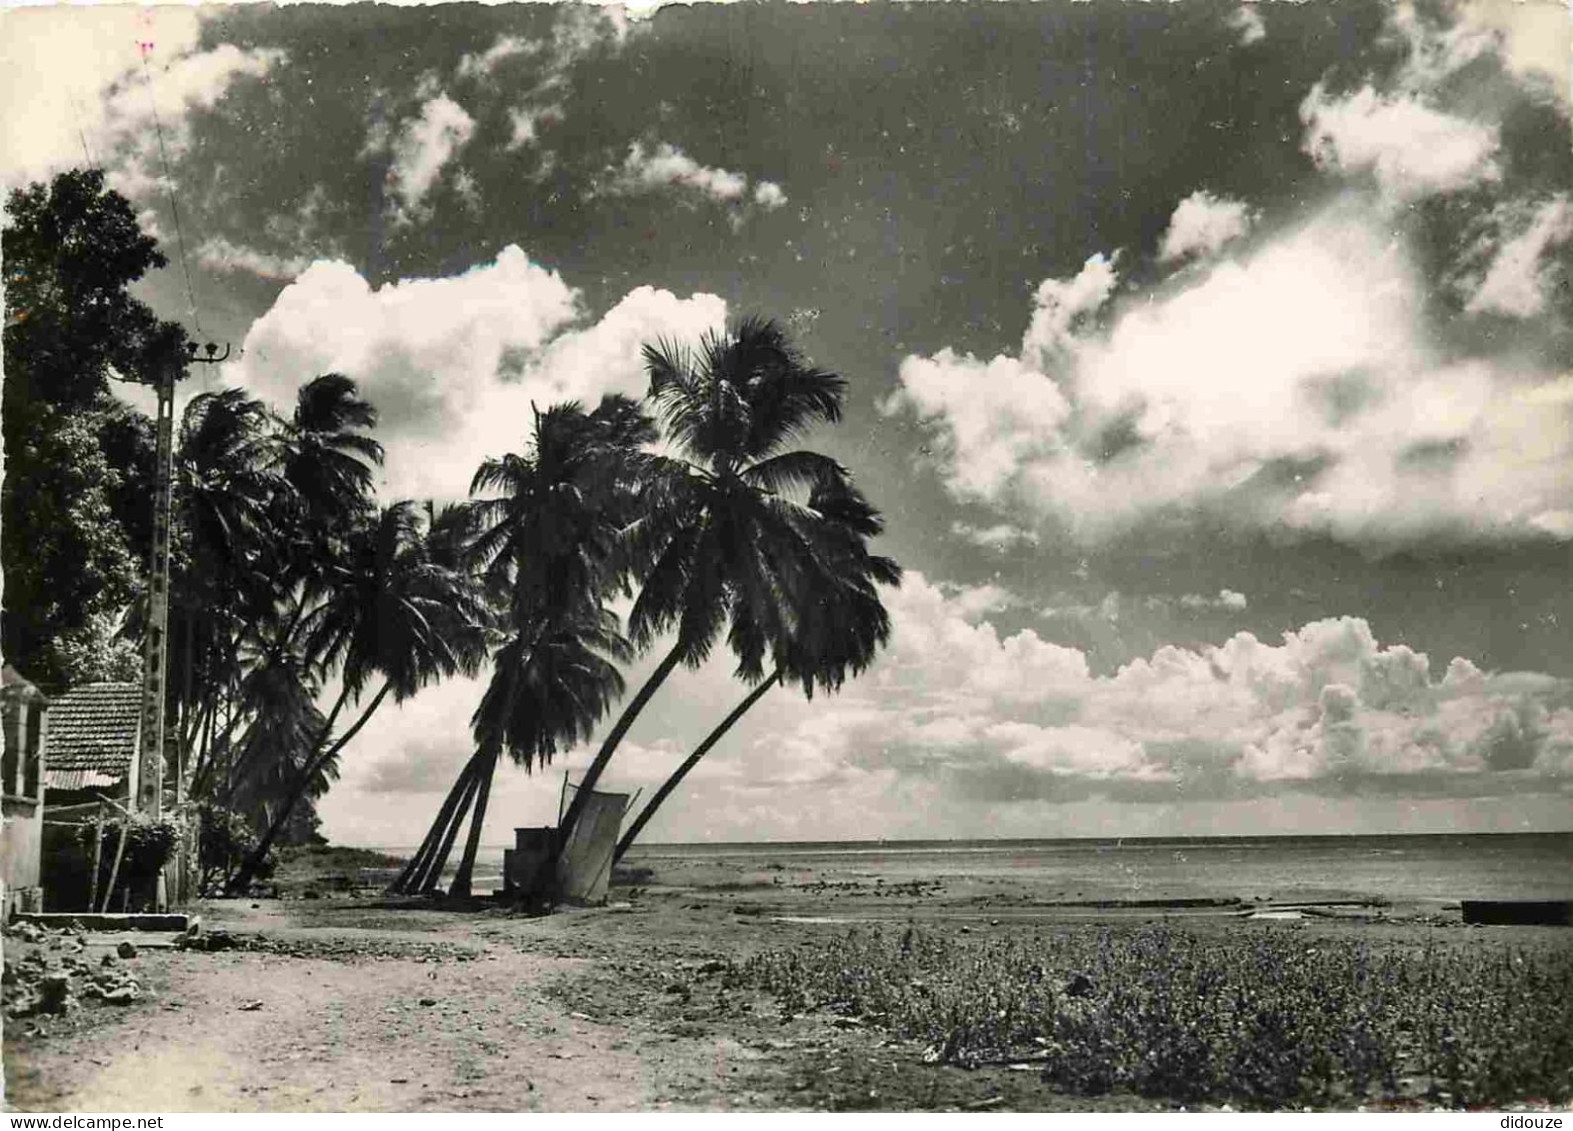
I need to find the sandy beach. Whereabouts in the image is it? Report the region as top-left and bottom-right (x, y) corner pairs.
(6, 849), (1571, 1113)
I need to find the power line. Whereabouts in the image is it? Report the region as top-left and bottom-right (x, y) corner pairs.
(140, 51), (203, 338)
(65, 85), (96, 168)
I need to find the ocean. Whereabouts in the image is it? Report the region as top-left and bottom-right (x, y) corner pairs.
(369, 832), (1573, 904)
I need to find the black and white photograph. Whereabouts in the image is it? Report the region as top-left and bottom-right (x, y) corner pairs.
(2, 0), (1571, 1114)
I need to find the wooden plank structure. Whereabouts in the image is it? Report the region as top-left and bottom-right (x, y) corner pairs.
(1461, 900), (1572, 926)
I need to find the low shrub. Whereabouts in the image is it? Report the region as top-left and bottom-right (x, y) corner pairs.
(734, 923), (1573, 1109)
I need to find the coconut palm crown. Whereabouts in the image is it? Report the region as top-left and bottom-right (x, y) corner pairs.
(559, 316), (874, 845)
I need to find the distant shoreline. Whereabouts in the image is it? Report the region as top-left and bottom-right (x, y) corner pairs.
(354, 828), (1573, 855)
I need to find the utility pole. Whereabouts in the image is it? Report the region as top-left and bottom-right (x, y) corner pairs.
(134, 340), (228, 819)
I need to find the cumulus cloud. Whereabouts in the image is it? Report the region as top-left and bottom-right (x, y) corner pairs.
(225, 246), (727, 500)
(752, 180), (789, 210)
(380, 85), (476, 225)
(751, 573), (1573, 807)
(1228, 5), (1266, 46)
(885, 4), (1573, 552)
(1, 10), (284, 203)
(1301, 83), (1500, 206)
(1462, 195), (1573, 318)
(1158, 191), (1254, 262)
(1457, 0), (1570, 105)
(892, 206), (1573, 546)
(610, 141), (748, 202)
(196, 237), (315, 281)
(322, 571), (1571, 844)
(601, 141), (788, 226)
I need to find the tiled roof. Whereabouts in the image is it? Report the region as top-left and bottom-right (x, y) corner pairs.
(43, 683), (141, 790)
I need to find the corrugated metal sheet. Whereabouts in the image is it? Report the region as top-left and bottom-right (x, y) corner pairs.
(42, 682), (140, 789)
(42, 768), (126, 791)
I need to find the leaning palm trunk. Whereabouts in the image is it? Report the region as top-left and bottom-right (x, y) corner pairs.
(390, 752), (481, 894)
(420, 771), (480, 893)
(553, 641), (685, 875)
(613, 669), (780, 865)
(448, 747), (500, 898)
(226, 680), (393, 894)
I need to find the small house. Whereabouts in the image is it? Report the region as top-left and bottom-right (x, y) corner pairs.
(39, 682), (144, 910)
(42, 682), (142, 808)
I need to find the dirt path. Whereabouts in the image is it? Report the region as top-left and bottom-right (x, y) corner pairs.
(5, 900), (796, 1113)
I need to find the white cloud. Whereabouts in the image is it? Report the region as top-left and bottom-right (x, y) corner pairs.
(456, 35), (538, 80)
(1180, 589), (1249, 612)
(951, 521), (1040, 550)
(1457, 0), (1571, 105)
(383, 87), (475, 224)
(196, 237), (315, 281)
(752, 180), (788, 210)
(1228, 5), (1266, 46)
(610, 141), (748, 203)
(0, 7), (285, 200)
(1158, 191), (1254, 262)
(226, 246), (726, 502)
(762, 574), (1573, 799)
(602, 141), (789, 227)
(890, 350), (1071, 500)
(887, 198), (1573, 548)
(1021, 253), (1120, 359)
(320, 571), (1571, 846)
(1464, 195), (1573, 318)
(506, 103), (564, 149)
(1300, 83), (1500, 206)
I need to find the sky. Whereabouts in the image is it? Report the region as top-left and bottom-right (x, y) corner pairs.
(4, 0), (1572, 846)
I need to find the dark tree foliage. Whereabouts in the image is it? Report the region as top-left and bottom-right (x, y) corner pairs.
(3, 169), (188, 687)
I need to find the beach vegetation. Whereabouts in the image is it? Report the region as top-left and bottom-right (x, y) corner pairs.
(735, 923), (1573, 1109)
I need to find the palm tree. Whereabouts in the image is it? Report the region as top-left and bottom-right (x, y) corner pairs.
(280, 373), (384, 527)
(168, 389), (288, 799)
(613, 478), (900, 862)
(394, 397), (656, 898)
(178, 378), (385, 810)
(555, 316), (854, 854)
(226, 501), (487, 893)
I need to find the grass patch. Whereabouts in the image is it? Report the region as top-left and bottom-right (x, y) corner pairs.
(276, 845), (406, 871)
(269, 845), (407, 894)
(732, 923), (1573, 1109)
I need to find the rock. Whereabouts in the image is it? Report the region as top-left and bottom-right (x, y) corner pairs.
(1064, 971), (1095, 998)
(100, 985), (138, 1005)
(419, 998), (437, 1007)
(38, 973), (75, 1015)
(100, 953), (119, 968)
(117, 941), (139, 959)
(238, 999), (265, 1011)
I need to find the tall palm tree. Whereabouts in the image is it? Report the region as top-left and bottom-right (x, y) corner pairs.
(168, 389), (288, 798)
(555, 316), (854, 853)
(280, 373), (384, 528)
(613, 478), (901, 862)
(395, 397), (656, 898)
(178, 378), (385, 808)
(226, 501), (487, 893)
